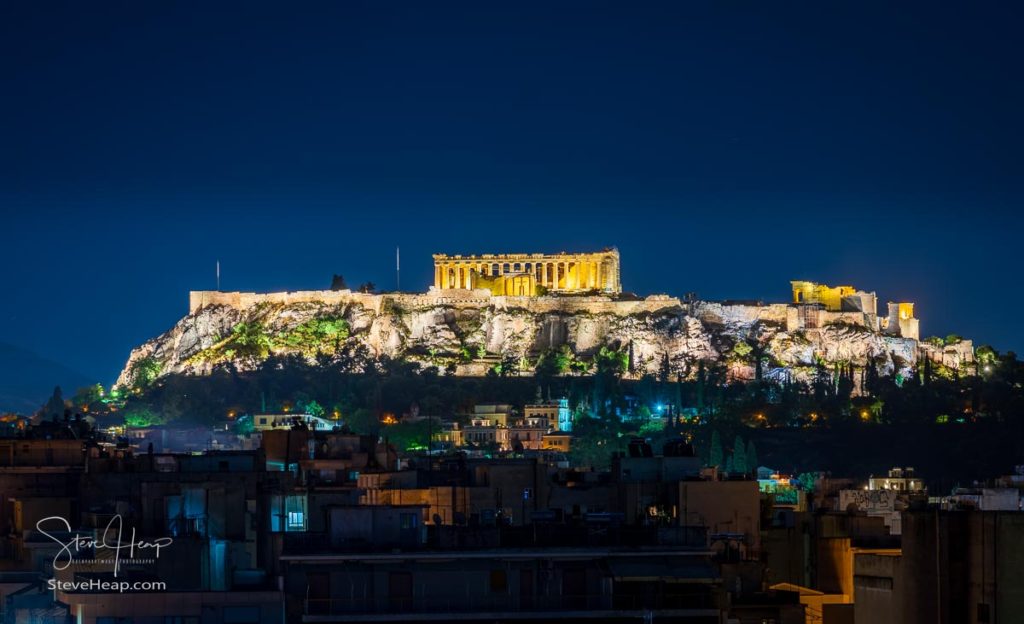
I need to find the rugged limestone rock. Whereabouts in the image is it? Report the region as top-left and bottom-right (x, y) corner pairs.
(118, 289), (952, 389)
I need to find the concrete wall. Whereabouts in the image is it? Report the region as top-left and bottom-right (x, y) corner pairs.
(0, 439), (84, 467)
(853, 551), (901, 624)
(678, 480), (761, 554)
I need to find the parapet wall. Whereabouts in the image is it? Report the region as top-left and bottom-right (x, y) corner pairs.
(189, 290), (389, 314)
(692, 301), (790, 326)
(189, 289), (685, 317)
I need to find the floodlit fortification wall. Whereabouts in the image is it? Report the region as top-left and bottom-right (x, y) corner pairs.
(189, 289), (685, 317)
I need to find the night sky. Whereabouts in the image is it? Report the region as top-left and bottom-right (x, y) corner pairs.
(2, 2), (1022, 384)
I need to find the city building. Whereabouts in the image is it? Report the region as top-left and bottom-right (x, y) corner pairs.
(432, 420), (465, 448)
(542, 432), (572, 453)
(853, 509), (1024, 624)
(469, 404), (514, 427)
(868, 467), (924, 492)
(508, 423), (547, 451)
(252, 413), (334, 431)
(524, 398), (572, 432)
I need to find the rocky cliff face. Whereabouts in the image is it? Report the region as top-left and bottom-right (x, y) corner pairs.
(117, 290), (938, 388)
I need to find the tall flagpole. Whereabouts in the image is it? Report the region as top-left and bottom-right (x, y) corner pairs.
(216, 260), (221, 291)
(396, 247), (400, 292)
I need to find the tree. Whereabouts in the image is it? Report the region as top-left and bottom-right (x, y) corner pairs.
(346, 408), (380, 436)
(386, 420), (432, 452)
(43, 386), (65, 419)
(732, 435), (747, 474)
(300, 399), (325, 419)
(228, 322), (272, 365)
(746, 439), (759, 473)
(568, 416), (617, 470)
(72, 384), (104, 409)
(129, 357), (163, 390)
(495, 353), (520, 377)
(595, 346), (628, 378)
(234, 414), (255, 435)
(124, 405), (164, 428)
(658, 352), (671, 383)
(330, 274), (348, 291)
(534, 351), (560, 379)
(709, 430), (723, 468)
(358, 282), (376, 293)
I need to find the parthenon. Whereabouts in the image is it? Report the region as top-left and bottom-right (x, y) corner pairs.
(433, 249), (621, 295)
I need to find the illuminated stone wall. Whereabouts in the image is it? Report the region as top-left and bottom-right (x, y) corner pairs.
(883, 302), (920, 341)
(433, 249), (621, 293)
(190, 289), (682, 316)
(472, 272), (539, 296)
(791, 280), (878, 314)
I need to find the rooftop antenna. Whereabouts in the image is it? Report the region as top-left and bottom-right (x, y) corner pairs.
(216, 260), (221, 291)
(396, 246), (400, 292)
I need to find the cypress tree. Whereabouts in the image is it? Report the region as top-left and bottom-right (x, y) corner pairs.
(709, 430), (723, 468)
(732, 435), (747, 474)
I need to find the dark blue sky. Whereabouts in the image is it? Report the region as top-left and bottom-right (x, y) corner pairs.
(2, 1), (1022, 384)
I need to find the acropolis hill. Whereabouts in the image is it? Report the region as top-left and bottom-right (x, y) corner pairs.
(118, 250), (975, 388)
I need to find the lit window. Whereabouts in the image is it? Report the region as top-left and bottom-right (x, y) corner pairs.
(271, 494), (308, 532)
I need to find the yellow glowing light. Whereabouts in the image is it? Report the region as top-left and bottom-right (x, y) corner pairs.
(860, 410), (870, 421)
